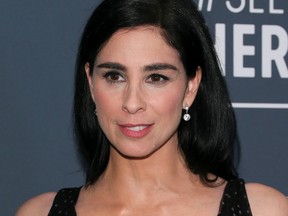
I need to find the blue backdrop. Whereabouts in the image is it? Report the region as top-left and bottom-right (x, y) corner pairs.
(0, 1), (287, 215)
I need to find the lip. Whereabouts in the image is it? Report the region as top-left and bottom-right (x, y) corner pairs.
(118, 123), (154, 138)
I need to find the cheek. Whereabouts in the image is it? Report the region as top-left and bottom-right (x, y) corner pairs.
(150, 88), (185, 118)
(93, 89), (119, 119)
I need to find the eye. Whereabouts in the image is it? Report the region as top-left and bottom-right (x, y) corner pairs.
(103, 71), (125, 83)
(146, 74), (169, 84)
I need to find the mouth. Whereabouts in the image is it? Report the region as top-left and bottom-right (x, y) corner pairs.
(125, 125), (148, 131)
(118, 124), (153, 138)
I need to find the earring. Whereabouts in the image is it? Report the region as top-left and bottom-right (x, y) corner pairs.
(183, 106), (191, 121)
(94, 109), (97, 116)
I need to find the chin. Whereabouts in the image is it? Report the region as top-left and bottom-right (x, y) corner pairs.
(111, 144), (161, 160)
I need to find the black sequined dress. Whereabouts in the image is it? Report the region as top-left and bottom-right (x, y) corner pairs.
(48, 179), (252, 216)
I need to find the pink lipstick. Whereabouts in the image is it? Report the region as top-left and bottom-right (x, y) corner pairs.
(118, 124), (153, 138)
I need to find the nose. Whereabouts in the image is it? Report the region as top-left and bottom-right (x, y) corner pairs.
(122, 84), (146, 114)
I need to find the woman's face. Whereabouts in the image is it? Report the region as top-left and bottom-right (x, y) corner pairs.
(86, 26), (201, 158)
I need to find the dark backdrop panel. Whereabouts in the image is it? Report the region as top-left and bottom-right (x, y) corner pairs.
(0, 1), (97, 215)
(198, 0), (288, 193)
(202, 0), (288, 102)
(1, 1), (287, 215)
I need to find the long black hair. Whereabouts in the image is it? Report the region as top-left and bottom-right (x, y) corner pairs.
(74, 0), (238, 186)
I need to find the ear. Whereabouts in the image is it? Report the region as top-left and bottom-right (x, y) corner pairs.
(85, 62), (95, 102)
(183, 66), (202, 108)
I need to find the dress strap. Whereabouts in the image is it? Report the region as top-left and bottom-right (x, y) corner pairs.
(218, 179), (252, 216)
(48, 187), (81, 216)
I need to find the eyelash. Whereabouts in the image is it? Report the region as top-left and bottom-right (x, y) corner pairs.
(102, 71), (169, 85)
(146, 73), (169, 84)
(102, 71), (125, 83)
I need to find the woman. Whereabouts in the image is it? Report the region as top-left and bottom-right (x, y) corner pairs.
(16, 0), (288, 215)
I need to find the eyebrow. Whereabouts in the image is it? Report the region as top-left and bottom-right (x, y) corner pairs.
(144, 63), (178, 72)
(96, 62), (127, 71)
(96, 62), (178, 72)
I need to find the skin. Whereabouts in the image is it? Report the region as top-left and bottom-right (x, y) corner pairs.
(86, 26), (199, 159)
(15, 26), (288, 216)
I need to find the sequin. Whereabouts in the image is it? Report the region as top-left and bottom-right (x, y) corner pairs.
(218, 179), (253, 215)
(47, 187), (80, 216)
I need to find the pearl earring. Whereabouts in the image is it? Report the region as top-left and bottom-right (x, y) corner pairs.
(183, 106), (191, 121)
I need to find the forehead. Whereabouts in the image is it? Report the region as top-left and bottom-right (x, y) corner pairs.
(102, 26), (167, 50)
(95, 26), (182, 65)
(113, 26), (163, 38)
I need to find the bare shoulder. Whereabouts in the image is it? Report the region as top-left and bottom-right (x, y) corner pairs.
(245, 182), (288, 216)
(15, 192), (56, 216)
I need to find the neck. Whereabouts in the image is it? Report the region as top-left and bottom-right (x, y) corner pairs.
(92, 143), (200, 201)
